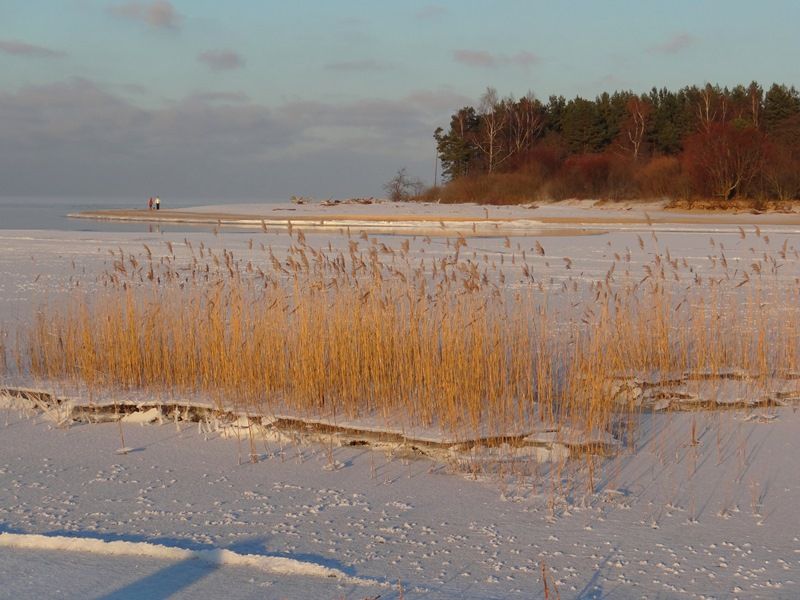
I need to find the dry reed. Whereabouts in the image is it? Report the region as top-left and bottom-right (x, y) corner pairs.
(5, 228), (800, 453)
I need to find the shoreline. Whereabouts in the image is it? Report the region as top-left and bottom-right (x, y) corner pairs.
(69, 200), (800, 232)
(67, 208), (609, 237)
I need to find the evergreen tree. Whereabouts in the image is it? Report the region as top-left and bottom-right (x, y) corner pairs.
(545, 95), (567, 133)
(434, 107), (480, 181)
(430, 81), (800, 202)
(561, 97), (604, 153)
(764, 84), (800, 132)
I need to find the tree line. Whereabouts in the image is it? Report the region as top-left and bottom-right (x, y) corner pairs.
(431, 83), (800, 204)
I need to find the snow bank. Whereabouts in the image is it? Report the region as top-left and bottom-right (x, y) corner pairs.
(0, 532), (382, 587)
(120, 406), (161, 424)
(0, 387), (616, 463)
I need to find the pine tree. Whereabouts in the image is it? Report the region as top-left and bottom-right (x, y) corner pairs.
(434, 107), (480, 181)
(764, 84), (800, 132)
(561, 97), (604, 153)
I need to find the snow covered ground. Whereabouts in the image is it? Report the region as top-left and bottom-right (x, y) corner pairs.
(2, 203), (800, 598)
(1, 396), (799, 599)
(75, 198), (800, 226)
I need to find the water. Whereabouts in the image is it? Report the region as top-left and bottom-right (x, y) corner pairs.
(0, 196), (277, 232)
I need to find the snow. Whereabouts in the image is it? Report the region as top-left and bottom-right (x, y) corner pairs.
(2, 202), (800, 598)
(69, 198), (800, 237)
(136, 198), (800, 227)
(603, 373), (800, 411)
(0, 388), (612, 464)
(120, 407), (161, 424)
(1, 403), (799, 598)
(0, 532), (382, 586)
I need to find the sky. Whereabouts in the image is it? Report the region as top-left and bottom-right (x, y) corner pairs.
(1, 0), (799, 200)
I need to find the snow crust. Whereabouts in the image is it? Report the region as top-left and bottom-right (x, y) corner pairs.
(0, 532), (381, 586)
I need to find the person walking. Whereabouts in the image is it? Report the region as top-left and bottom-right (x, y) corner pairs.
(155, 196), (161, 210)
(148, 197), (154, 210)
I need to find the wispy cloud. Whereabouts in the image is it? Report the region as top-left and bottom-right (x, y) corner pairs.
(110, 1), (181, 30)
(453, 49), (495, 67)
(198, 50), (245, 71)
(453, 49), (539, 68)
(324, 59), (389, 72)
(648, 33), (695, 55)
(0, 40), (65, 59)
(415, 5), (447, 20)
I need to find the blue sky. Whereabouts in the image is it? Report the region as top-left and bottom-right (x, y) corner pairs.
(1, 0), (799, 199)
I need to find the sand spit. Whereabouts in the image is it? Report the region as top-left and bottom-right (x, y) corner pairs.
(70, 199), (800, 234)
(69, 209), (606, 237)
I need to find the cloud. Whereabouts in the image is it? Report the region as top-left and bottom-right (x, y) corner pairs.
(453, 49), (495, 67)
(277, 99), (424, 137)
(0, 40), (65, 58)
(190, 91), (250, 104)
(507, 51), (538, 67)
(110, 1), (181, 30)
(198, 50), (245, 71)
(415, 5), (447, 20)
(0, 79), (450, 198)
(115, 82), (148, 95)
(404, 88), (473, 113)
(324, 59), (389, 72)
(648, 33), (695, 55)
(0, 78), (290, 196)
(453, 49), (539, 68)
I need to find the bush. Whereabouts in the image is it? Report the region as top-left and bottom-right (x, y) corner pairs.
(435, 175), (494, 203)
(606, 156), (639, 200)
(384, 168), (424, 202)
(508, 145), (565, 178)
(634, 156), (687, 199)
(428, 170), (546, 205)
(550, 153), (612, 199)
(682, 122), (767, 200)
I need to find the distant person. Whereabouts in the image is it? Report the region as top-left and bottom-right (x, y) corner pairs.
(155, 196), (161, 211)
(148, 197), (153, 210)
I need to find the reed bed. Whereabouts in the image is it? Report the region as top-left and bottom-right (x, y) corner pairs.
(5, 227), (800, 447)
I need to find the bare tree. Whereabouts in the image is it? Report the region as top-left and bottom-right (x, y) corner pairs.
(748, 81), (763, 129)
(696, 83), (727, 133)
(618, 96), (652, 159)
(475, 87), (507, 173)
(508, 92), (546, 155)
(384, 168), (424, 202)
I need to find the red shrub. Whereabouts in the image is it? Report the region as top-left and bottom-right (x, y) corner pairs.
(634, 156), (687, 199)
(682, 122), (767, 199)
(556, 153), (613, 198)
